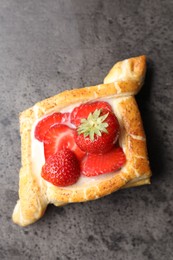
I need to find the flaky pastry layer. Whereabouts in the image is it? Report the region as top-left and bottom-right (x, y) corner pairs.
(12, 55), (151, 226)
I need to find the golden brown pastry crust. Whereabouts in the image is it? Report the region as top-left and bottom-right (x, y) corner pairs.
(12, 55), (151, 226)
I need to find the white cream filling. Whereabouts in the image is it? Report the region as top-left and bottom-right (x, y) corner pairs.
(31, 96), (129, 189)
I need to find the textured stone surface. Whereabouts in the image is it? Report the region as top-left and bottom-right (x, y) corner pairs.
(0, 0), (173, 259)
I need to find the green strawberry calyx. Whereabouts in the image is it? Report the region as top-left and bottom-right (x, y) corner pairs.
(77, 109), (109, 141)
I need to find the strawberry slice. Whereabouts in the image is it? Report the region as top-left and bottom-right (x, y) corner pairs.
(81, 147), (126, 176)
(35, 112), (70, 142)
(43, 124), (86, 161)
(71, 101), (112, 126)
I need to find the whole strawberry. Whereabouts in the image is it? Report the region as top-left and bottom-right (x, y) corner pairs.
(75, 108), (120, 154)
(41, 149), (80, 187)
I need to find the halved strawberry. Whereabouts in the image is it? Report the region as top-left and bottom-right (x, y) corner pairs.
(43, 124), (85, 161)
(71, 101), (112, 126)
(42, 148), (80, 187)
(75, 108), (119, 154)
(81, 147), (126, 176)
(35, 112), (70, 142)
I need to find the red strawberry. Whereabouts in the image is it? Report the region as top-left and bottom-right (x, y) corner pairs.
(71, 101), (112, 126)
(35, 112), (70, 142)
(41, 149), (80, 186)
(43, 124), (85, 161)
(75, 109), (119, 154)
(81, 147), (126, 176)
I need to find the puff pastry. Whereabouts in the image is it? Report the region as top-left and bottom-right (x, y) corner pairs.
(12, 55), (151, 226)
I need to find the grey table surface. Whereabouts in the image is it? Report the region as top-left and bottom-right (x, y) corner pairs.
(0, 0), (173, 259)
